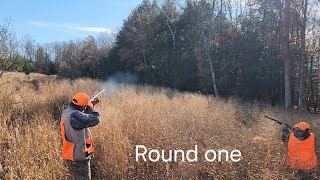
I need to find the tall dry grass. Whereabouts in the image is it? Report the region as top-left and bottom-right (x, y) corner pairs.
(1, 72), (320, 180)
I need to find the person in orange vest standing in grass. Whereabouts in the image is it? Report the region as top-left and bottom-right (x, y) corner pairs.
(282, 121), (318, 180)
(60, 92), (100, 180)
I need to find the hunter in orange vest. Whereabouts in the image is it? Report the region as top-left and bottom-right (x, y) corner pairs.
(60, 93), (101, 180)
(282, 121), (317, 179)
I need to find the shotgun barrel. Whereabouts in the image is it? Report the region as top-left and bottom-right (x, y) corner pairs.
(90, 89), (106, 102)
(264, 115), (295, 130)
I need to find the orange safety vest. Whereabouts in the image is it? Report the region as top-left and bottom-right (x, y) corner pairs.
(60, 120), (94, 161)
(287, 132), (317, 170)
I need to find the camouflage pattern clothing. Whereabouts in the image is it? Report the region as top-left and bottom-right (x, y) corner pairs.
(65, 159), (91, 180)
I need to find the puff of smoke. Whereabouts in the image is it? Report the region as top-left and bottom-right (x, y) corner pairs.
(102, 72), (138, 97)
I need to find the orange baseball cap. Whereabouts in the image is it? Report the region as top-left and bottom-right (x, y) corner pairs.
(295, 122), (311, 131)
(72, 93), (93, 107)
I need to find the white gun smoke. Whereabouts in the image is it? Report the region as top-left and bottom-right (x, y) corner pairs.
(102, 72), (138, 97)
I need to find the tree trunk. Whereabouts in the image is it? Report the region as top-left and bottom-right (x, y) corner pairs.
(166, 15), (177, 88)
(277, 0), (283, 106)
(201, 26), (219, 97)
(298, 0), (308, 112)
(283, 0), (292, 111)
(309, 55), (314, 111)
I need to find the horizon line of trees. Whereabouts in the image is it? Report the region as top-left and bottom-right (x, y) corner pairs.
(1, 0), (320, 112)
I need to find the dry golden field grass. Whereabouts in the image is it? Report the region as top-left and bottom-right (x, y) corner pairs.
(1, 72), (320, 180)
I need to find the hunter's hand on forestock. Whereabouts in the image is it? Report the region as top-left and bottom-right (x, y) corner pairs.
(91, 98), (100, 107)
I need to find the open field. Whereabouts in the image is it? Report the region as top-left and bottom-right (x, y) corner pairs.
(1, 72), (320, 179)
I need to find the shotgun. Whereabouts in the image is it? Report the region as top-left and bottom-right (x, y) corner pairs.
(90, 89), (106, 102)
(264, 115), (296, 130)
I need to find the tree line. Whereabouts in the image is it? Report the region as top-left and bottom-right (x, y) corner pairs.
(0, 20), (113, 78)
(1, 0), (320, 111)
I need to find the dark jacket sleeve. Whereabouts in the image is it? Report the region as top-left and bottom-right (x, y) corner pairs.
(282, 126), (290, 143)
(70, 107), (100, 130)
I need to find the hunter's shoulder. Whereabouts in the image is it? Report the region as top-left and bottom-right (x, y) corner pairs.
(309, 132), (315, 139)
(70, 110), (85, 119)
(70, 109), (99, 120)
(62, 106), (77, 112)
(69, 108), (100, 129)
(61, 107), (76, 118)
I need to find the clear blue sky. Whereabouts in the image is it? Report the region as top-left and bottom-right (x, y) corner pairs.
(0, 0), (143, 43)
